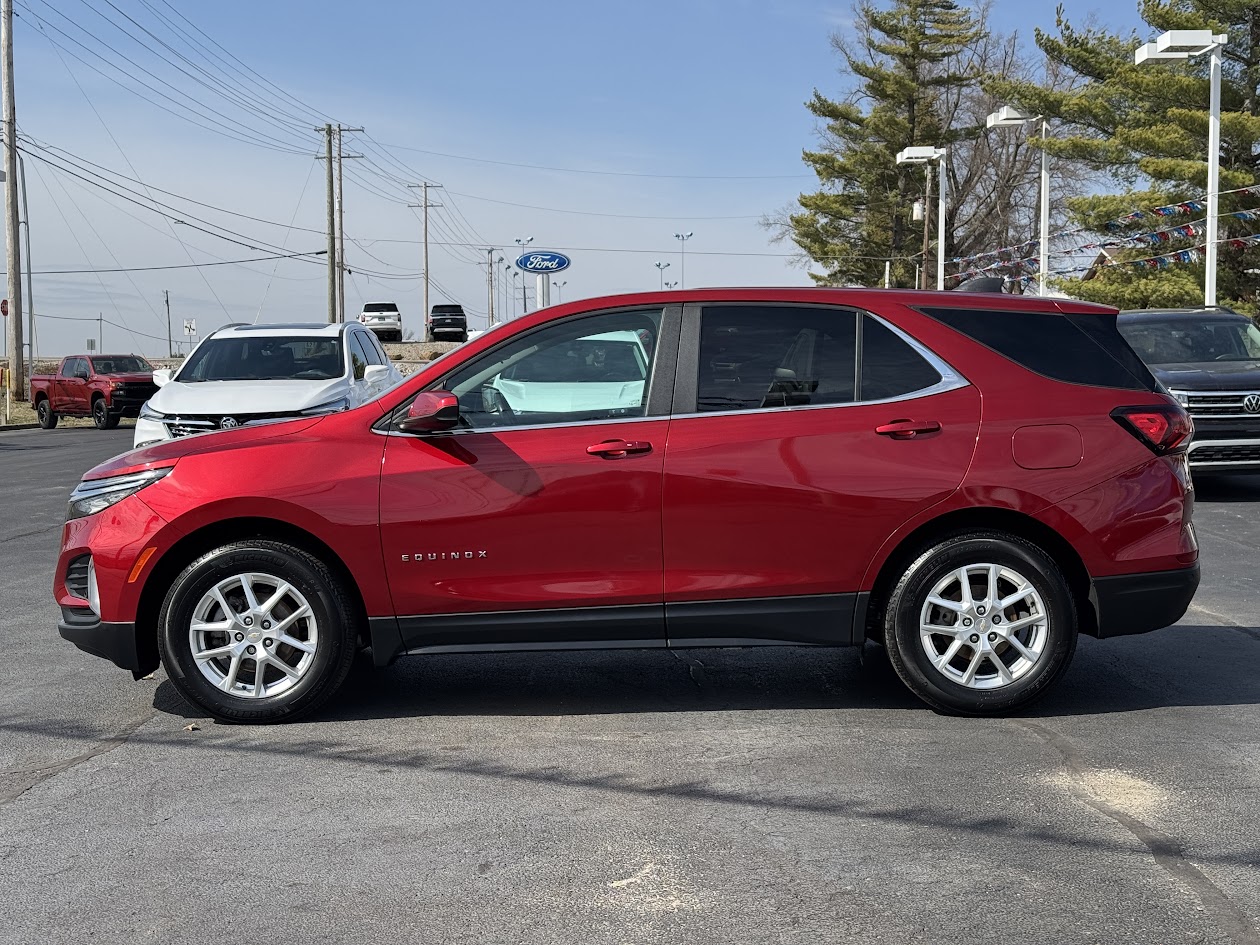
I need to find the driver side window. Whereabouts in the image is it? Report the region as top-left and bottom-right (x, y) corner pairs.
(439, 309), (662, 430)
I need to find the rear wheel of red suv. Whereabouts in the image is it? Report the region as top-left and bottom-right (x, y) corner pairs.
(157, 540), (359, 723)
(882, 532), (1078, 715)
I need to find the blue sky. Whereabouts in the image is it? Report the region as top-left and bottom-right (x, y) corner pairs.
(7, 0), (1145, 357)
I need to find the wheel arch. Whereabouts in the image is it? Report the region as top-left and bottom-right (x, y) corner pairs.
(859, 507), (1098, 642)
(136, 517), (371, 665)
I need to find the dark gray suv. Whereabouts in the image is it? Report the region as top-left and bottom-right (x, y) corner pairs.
(1118, 307), (1260, 472)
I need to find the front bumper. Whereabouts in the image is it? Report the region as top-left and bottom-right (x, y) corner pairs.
(58, 607), (156, 675)
(1092, 564), (1200, 638)
(1186, 438), (1260, 472)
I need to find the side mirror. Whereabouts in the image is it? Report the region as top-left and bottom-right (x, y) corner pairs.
(76, 368), (90, 380)
(152, 368), (172, 388)
(399, 390), (460, 433)
(364, 364), (391, 385)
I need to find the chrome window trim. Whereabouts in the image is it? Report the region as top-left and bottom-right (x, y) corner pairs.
(378, 308), (970, 437)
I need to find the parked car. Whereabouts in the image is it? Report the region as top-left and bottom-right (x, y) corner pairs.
(427, 304), (468, 343)
(358, 302), (403, 343)
(57, 288), (1197, 723)
(1118, 307), (1260, 473)
(132, 322), (403, 448)
(30, 354), (157, 430)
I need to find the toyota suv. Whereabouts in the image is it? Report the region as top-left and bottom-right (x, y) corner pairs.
(56, 288), (1198, 723)
(1118, 307), (1260, 473)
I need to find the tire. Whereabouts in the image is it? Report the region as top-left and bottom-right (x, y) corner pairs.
(36, 398), (57, 429)
(157, 540), (360, 723)
(91, 398), (112, 430)
(881, 531), (1078, 716)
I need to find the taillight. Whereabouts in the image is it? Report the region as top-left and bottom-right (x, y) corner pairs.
(1111, 403), (1193, 455)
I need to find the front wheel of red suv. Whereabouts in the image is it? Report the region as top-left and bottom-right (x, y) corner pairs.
(157, 541), (359, 723)
(882, 532), (1078, 716)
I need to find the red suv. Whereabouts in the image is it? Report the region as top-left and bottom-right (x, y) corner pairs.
(55, 289), (1199, 722)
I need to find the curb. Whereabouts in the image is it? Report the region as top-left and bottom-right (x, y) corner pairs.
(0, 423), (40, 432)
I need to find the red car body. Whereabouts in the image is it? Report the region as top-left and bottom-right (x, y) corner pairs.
(55, 289), (1199, 714)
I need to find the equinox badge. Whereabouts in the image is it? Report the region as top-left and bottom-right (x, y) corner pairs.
(401, 551), (488, 562)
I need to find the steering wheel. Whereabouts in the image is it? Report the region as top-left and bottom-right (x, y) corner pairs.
(480, 385), (516, 420)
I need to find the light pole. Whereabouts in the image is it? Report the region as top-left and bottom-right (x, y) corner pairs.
(673, 232), (693, 288)
(895, 146), (947, 290)
(552, 280), (567, 302)
(1136, 30), (1229, 307)
(988, 106), (1050, 296)
(664, 281), (678, 290)
(654, 260), (670, 289)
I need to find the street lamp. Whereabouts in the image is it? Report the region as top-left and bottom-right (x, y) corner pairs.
(673, 232), (693, 288)
(895, 146), (947, 290)
(988, 105), (1051, 296)
(654, 260), (670, 289)
(514, 236), (534, 250)
(664, 280), (679, 290)
(552, 280), (567, 302)
(1136, 30), (1229, 307)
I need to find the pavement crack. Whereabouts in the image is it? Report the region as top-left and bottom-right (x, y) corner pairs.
(0, 522), (62, 545)
(1187, 603), (1260, 643)
(668, 650), (710, 695)
(0, 711), (157, 806)
(1017, 720), (1260, 945)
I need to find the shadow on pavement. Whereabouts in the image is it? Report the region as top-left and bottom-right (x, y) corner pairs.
(144, 622), (1260, 723)
(1193, 473), (1260, 502)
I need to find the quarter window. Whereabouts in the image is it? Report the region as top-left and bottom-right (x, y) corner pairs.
(349, 333), (371, 380)
(433, 309), (662, 430)
(860, 315), (942, 400)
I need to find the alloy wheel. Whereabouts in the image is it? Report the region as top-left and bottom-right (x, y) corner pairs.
(188, 572), (319, 699)
(918, 563), (1049, 690)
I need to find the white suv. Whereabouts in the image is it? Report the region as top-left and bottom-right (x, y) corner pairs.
(358, 302), (403, 343)
(134, 322), (403, 448)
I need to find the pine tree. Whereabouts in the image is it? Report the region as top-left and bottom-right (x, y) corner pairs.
(787, 0), (983, 287)
(987, 0), (1260, 310)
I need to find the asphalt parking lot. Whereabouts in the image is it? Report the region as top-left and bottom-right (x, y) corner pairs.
(1, 427), (1257, 945)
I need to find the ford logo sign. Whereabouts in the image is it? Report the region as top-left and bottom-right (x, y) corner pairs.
(515, 251), (571, 274)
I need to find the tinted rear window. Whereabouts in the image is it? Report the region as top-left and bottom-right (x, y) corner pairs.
(363, 303), (398, 313)
(919, 307), (1158, 391)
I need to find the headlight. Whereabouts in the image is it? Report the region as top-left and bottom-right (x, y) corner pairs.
(67, 467), (173, 521)
(299, 396), (351, 416)
(139, 402), (166, 421)
(1169, 390), (1190, 406)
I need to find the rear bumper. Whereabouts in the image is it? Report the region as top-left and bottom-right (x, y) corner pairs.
(1091, 564), (1200, 638)
(58, 607), (156, 675)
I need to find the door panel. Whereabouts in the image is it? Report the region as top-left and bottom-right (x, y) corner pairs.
(379, 420), (669, 645)
(378, 304), (679, 652)
(662, 386), (980, 604)
(662, 302), (980, 645)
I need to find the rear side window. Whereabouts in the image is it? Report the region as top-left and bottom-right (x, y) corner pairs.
(919, 307), (1158, 392)
(861, 316), (942, 400)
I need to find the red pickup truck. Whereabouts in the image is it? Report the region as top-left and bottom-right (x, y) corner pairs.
(30, 355), (158, 430)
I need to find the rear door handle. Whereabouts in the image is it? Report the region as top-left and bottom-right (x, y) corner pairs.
(587, 439), (653, 458)
(875, 419), (941, 439)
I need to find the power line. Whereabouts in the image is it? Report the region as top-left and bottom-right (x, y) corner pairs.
(369, 140), (813, 180)
(36, 249), (325, 274)
(444, 189), (762, 220)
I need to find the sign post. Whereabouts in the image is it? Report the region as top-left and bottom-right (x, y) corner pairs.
(514, 252), (571, 311)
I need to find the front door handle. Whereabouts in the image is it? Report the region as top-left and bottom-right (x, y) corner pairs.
(587, 439), (653, 458)
(875, 419), (942, 439)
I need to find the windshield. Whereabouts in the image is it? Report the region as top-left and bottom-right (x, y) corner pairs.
(1118, 318), (1260, 365)
(177, 337), (345, 382)
(91, 356), (153, 374)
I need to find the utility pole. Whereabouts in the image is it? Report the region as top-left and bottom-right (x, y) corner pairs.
(164, 290), (172, 357)
(921, 165), (933, 291)
(321, 124), (335, 324)
(407, 182), (443, 325)
(485, 248), (496, 327)
(2, 0), (24, 399)
(97, 312), (102, 352)
(333, 126), (364, 322)
(17, 149), (32, 381)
